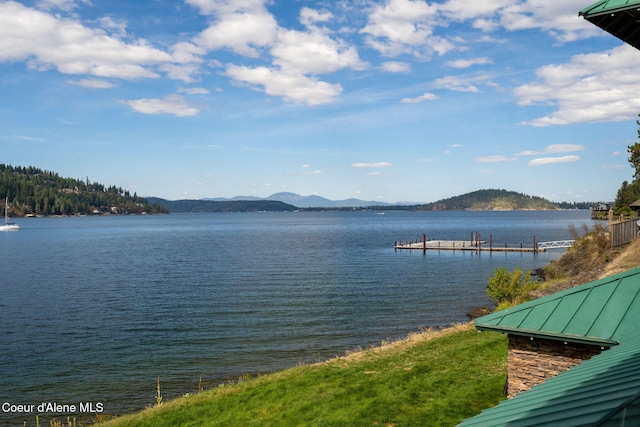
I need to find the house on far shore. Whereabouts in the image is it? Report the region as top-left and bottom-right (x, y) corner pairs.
(458, 267), (640, 426)
(590, 203), (611, 220)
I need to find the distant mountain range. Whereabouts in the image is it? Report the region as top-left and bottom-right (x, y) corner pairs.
(149, 189), (600, 213)
(205, 192), (395, 208)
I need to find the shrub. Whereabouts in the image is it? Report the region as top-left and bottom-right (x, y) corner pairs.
(541, 223), (611, 281)
(486, 267), (536, 308)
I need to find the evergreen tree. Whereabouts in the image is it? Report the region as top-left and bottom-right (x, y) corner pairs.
(0, 164), (169, 216)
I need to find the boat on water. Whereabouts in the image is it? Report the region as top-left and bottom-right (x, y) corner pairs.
(0, 197), (19, 231)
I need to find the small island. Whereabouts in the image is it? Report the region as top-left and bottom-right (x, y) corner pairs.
(414, 189), (585, 211)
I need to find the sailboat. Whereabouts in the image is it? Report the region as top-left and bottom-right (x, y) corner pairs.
(0, 197), (19, 231)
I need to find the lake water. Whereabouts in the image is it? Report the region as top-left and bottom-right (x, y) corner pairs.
(0, 210), (593, 424)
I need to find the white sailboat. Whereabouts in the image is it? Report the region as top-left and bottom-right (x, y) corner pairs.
(0, 197), (19, 231)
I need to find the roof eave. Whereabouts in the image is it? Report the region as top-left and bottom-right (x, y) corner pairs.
(579, 0), (640, 17)
(476, 325), (619, 347)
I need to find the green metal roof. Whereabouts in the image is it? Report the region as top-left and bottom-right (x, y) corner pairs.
(579, 0), (640, 50)
(457, 336), (640, 426)
(475, 267), (640, 345)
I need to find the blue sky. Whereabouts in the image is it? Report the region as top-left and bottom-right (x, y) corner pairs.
(1, 0), (639, 203)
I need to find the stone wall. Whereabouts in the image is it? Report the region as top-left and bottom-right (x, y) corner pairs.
(507, 334), (607, 398)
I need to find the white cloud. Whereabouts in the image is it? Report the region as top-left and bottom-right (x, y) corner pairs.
(440, 0), (598, 42)
(299, 7), (333, 27)
(516, 144), (585, 156)
(225, 65), (343, 106)
(36, 0), (88, 12)
(188, 0), (365, 105)
(361, 0), (601, 57)
(361, 0), (454, 58)
(438, 0), (512, 21)
(96, 16), (128, 38)
(123, 94), (201, 117)
(515, 45), (640, 126)
(68, 79), (114, 89)
(401, 93), (439, 103)
(170, 42), (207, 64)
(303, 169), (323, 175)
(0, 2), (184, 81)
(184, 0), (268, 16)
(381, 61), (411, 73)
(351, 162), (394, 168)
(528, 155), (581, 165)
(272, 28), (367, 75)
(475, 155), (517, 163)
(445, 57), (493, 69)
(179, 87), (210, 95)
(360, 0), (597, 63)
(195, 11), (277, 57)
(163, 42), (206, 82)
(496, 1), (597, 42)
(2, 0), (623, 113)
(432, 76), (479, 93)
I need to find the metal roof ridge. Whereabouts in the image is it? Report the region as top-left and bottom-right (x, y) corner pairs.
(537, 293), (566, 332)
(584, 276), (621, 339)
(557, 284), (594, 336)
(513, 296), (538, 329)
(610, 277), (640, 340)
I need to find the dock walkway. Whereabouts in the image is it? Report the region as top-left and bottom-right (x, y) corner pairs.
(394, 233), (545, 253)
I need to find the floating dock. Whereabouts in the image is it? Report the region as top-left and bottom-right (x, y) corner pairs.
(394, 233), (544, 253)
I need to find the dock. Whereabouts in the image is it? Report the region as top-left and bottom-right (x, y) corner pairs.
(394, 233), (546, 253)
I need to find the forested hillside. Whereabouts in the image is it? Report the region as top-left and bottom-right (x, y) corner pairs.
(418, 189), (560, 211)
(0, 164), (168, 216)
(149, 198), (297, 212)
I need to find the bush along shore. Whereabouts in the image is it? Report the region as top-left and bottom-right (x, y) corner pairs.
(21, 225), (635, 427)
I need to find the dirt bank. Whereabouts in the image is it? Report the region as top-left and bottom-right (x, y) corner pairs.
(537, 236), (640, 297)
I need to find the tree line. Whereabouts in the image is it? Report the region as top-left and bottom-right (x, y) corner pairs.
(148, 197), (297, 212)
(0, 164), (169, 216)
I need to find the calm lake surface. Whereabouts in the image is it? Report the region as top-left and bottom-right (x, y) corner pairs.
(0, 210), (593, 423)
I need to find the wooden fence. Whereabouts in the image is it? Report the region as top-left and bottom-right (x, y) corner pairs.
(610, 218), (639, 247)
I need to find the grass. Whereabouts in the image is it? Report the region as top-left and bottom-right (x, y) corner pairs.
(97, 324), (507, 427)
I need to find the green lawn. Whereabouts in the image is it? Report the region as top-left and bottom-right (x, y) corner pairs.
(97, 323), (507, 427)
